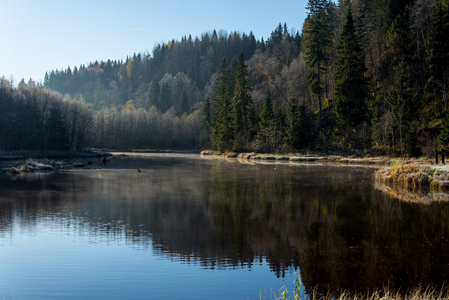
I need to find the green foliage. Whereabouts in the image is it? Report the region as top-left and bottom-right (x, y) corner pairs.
(258, 92), (274, 130)
(304, 0), (333, 126)
(334, 4), (369, 131)
(177, 89), (189, 116)
(159, 83), (172, 113)
(278, 275), (302, 300)
(284, 100), (300, 149)
(210, 58), (235, 152)
(46, 103), (70, 150)
(388, 60), (419, 156)
(439, 113), (449, 150)
(284, 100), (314, 151)
(232, 52), (255, 149)
(147, 80), (160, 109)
(427, 0), (449, 108)
(20, 3), (449, 155)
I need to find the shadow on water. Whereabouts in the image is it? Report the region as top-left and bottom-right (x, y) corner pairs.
(2, 153), (449, 297)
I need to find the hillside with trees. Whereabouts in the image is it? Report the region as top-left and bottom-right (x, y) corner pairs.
(1, 0), (449, 156)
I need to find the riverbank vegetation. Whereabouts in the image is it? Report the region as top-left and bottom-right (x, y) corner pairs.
(375, 162), (449, 191)
(272, 286), (449, 299)
(274, 287), (449, 300)
(2, 0), (449, 157)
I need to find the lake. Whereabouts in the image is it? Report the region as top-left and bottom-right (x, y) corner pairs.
(1, 153), (449, 299)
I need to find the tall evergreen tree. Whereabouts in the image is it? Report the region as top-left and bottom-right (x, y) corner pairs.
(177, 89), (189, 116)
(304, 0), (332, 129)
(297, 102), (314, 148)
(46, 103), (69, 150)
(148, 80), (160, 110)
(439, 113), (449, 150)
(203, 96), (212, 128)
(388, 59), (418, 156)
(256, 92), (280, 153)
(210, 58), (234, 152)
(258, 92), (274, 130)
(427, 0), (449, 111)
(334, 4), (369, 131)
(284, 99), (300, 149)
(159, 83), (172, 113)
(232, 52), (255, 148)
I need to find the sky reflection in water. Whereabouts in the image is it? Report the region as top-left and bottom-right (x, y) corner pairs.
(1, 153), (449, 299)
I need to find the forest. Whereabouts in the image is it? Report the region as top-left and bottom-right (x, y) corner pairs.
(1, 0), (448, 156)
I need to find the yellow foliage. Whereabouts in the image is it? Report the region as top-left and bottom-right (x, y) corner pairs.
(122, 100), (135, 113)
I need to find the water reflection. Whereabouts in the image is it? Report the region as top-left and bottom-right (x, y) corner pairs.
(1, 154), (449, 297)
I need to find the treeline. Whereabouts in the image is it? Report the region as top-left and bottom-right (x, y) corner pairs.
(6, 0), (449, 155)
(44, 29), (300, 111)
(205, 0), (449, 155)
(0, 79), (92, 152)
(0, 78), (204, 151)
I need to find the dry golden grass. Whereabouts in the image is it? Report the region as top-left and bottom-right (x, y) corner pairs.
(374, 162), (449, 191)
(270, 286), (449, 300)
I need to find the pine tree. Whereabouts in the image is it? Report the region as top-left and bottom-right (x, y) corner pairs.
(255, 92), (279, 153)
(334, 4), (369, 131)
(46, 103), (69, 150)
(258, 92), (274, 130)
(388, 59), (418, 156)
(210, 58), (234, 152)
(297, 102), (314, 148)
(159, 83), (172, 113)
(177, 89), (189, 116)
(439, 113), (449, 150)
(284, 99), (300, 149)
(304, 0), (332, 128)
(203, 97), (211, 128)
(232, 52), (255, 148)
(427, 0), (449, 110)
(148, 80), (160, 110)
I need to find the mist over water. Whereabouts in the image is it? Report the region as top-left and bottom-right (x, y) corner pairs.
(1, 153), (449, 299)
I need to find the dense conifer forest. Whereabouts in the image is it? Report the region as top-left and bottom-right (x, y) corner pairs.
(1, 0), (448, 156)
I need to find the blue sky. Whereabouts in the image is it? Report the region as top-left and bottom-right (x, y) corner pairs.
(0, 0), (308, 84)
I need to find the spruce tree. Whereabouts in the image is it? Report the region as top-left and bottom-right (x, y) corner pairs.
(258, 92), (274, 130)
(203, 97), (211, 128)
(210, 58), (234, 152)
(428, 0), (449, 109)
(297, 102), (314, 148)
(148, 80), (160, 110)
(177, 89), (189, 116)
(284, 99), (300, 150)
(388, 59), (418, 156)
(159, 83), (172, 113)
(256, 92), (279, 153)
(304, 0), (332, 128)
(232, 52), (255, 148)
(334, 5), (369, 131)
(439, 113), (449, 150)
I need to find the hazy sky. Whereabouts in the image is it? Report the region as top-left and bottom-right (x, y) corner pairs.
(0, 0), (307, 84)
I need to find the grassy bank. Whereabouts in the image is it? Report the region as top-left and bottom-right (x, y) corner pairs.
(269, 275), (449, 300)
(375, 162), (449, 191)
(300, 287), (449, 300)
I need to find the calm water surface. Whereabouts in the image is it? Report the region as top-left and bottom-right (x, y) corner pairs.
(1, 153), (449, 299)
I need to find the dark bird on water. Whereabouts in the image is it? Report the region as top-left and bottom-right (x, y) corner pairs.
(137, 169), (142, 172)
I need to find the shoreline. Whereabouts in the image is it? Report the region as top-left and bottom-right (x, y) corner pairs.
(0, 150), (109, 161)
(201, 150), (449, 202)
(200, 150), (434, 165)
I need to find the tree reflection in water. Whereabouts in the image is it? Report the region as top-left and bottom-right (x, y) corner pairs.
(1, 154), (449, 297)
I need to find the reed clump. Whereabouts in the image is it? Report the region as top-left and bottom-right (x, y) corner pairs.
(271, 282), (449, 300)
(375, 162), (449, 191)
(328, 286), (449, 300)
